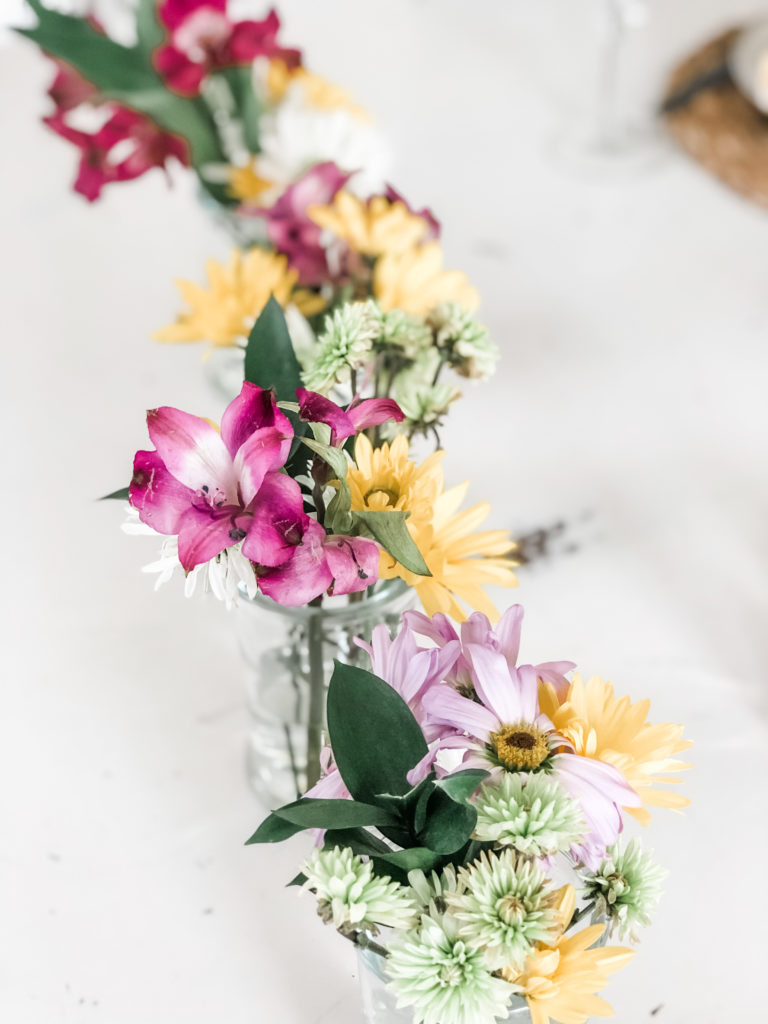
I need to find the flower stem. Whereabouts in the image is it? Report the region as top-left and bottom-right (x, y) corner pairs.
(305, 603), (326, 790)
(340, 928), (390, 961)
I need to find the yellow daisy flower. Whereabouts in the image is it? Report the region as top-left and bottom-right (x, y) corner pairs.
(226, 159), (275, 203)
(503, 885), (635, 1024)
(308, 191), (432, 258)
(346, 434), (517, 621)
(374, 241), (480, 314)
(539, 674), (692, 826)
(265, 60), (369, 119)
(153, 249), (324, 349)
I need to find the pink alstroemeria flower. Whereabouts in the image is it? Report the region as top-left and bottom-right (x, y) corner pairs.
(130, 382), (298, 572)
(297, 389), (404, 447)
(250, 163), (351, 286)
(405, 604), (575, 700)
(155, 2), (301, 95)
(44, 107), (189, 202)
(47, 62), (97, 112)
(422, 645), (642, 869)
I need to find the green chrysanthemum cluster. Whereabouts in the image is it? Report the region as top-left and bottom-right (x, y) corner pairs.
(302, 299), (383, 391)
(447, 849), (561, 970)
(427, 301), (498, 379)
(385, 349), (461, 439)
(302, 846), (416, 934)
(581, 839), (666, 941)
(387, 910), (515, 1024)
(379, 307), (433, 357)
(473, 773), (587, 857)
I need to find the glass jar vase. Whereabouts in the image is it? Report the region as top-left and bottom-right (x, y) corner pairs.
(358, 947), (532, 1023)
(236, 580), (415, 807)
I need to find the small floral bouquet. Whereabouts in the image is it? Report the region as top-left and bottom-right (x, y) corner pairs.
(110, 299), (517, 790)
(19, 1), (389, 207)
(248, 605), (691, 1024)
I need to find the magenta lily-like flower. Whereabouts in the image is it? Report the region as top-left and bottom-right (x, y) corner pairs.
(422, 645), (642, 868)
(405, 604), (575, 700)
(251, 163), (351, 286)
(155, 2), (301, 96)
(297, 389), (404, 446)
(130, 382), (381, 605)
(44, 107), (189, 202)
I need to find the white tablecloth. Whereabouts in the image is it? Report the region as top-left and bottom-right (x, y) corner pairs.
(2, 1), (766, 1020)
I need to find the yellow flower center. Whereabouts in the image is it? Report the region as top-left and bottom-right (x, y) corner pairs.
(364, 486), (400, 508)
(490, 722), (550, 771)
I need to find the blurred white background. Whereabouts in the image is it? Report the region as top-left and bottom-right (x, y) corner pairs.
(1, 1), (767, 1021)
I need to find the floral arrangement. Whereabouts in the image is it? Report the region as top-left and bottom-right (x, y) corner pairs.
(248, 605), (691, 1024)
(19, 1), (388, 207)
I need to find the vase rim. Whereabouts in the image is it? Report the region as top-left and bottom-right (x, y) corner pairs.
(237, 578), (412, 623)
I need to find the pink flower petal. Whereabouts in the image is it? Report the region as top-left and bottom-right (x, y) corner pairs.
(422, 685), (499, 740)
(240, 472), (306, 567)
(176, 506), (237, 572)
(147, 406), (237, 502)
(256, 520), (333, 606)
(234, 426), (292, 505)
(129, 449), (194, 534)
(221, 382), (292, 460)
(297, 388), (355, 443)
(466, 645), (536, 724)
(324, 535), (379, 595)
(347, 398), (404, 434)
(494, 604), (525, 667)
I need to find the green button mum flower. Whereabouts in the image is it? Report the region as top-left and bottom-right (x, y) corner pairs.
(581, 838), (667, 941)
(473, 772), (587, 857)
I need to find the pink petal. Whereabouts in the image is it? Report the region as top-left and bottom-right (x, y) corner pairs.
(422, 685), (499, 740)
(129, 449), (193, 534)
(257, 520), (333, 606)
(296, 388), (355, 443)
(459, 612), (494, 649)
(234, 426), (292, 505)
(324, 535), (379, 595)
(494, 604), (525, 667)
(240, 472), (306, 567)
(466, 645), (536, 725)
(221, 383), (292, 460)
(176, 506), (237, 572)
(402, 610), (459, 647)
(347, 398), (404, 434)
(147, 406), (237, 502)
(535, 661), (576, 700)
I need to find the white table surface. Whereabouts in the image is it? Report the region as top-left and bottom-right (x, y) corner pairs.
(2, 1), (767, 1020)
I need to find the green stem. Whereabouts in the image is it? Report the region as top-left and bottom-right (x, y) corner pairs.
(305, 603), (326, 790)
(341, 928), (390, 961)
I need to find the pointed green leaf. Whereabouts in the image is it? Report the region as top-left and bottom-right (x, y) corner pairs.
(417, 789), (478, 855)
(135, 0), (164, 51)
(301, 437), (348, 482)
(435, 769), (489, 804)
(273, 797), (401, 830)
(351, 509), (430, 576)
(373, 847), (441, 874)
(217, 66), (262, 153)
(99, 486), (130, 501)
(245, 813), (304, 845)
(327, 662), (428, 804)
(322, 827), (393, 858)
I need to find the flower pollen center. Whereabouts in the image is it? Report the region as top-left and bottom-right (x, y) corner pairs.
(490, 722), (550, 771)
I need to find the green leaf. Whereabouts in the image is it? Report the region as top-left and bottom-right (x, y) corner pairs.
(327, 662), (428, 804)
(417, 790), (478, 855)
(322, 827), (393, 858)
(245, 813), (304, 845)
(325, 476), (353, 534)
(435, 769), (489, 804)
(351, 509), (431, 576)
(217, 66), (262, 153)
(301, 437), (348, 482)
(135, 0), (165, 51)
(273, 798), (401, 830)
(99, 486), (130, 501)
(287, 871), (307, 887)
(373, 847), (442, 874)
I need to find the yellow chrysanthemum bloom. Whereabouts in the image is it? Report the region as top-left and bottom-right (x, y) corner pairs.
(346, 434), (517, 621)
(226, 159), (275, 203)
(503, 885), (634, 1024)
(308, 191), (432, 258)
(266, 60), (369, 119)
(539, 674), (692, 826)
(153, 249), (325, 349)
(374, 241), (480, 315)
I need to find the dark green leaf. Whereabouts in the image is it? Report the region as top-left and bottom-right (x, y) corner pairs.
(417, 789), (478, 855)
(287, 871), (307, 888)
(351, 509), (431, 576)
(322, 827), (393, 858)
(99, 486), (130, 501)
(327, 662), (428, 803)
(135, 0), (165, 51)
(373, 847), (442, 873)
(217, 66), (262, 153)
(245, 813), (303, 845)
(435, 769), (489, 804)
(273, 797), (400, 830)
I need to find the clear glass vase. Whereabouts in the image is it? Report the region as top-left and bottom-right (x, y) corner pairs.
(236, 580), (415, 807)
(358, 947), (532, 1023)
